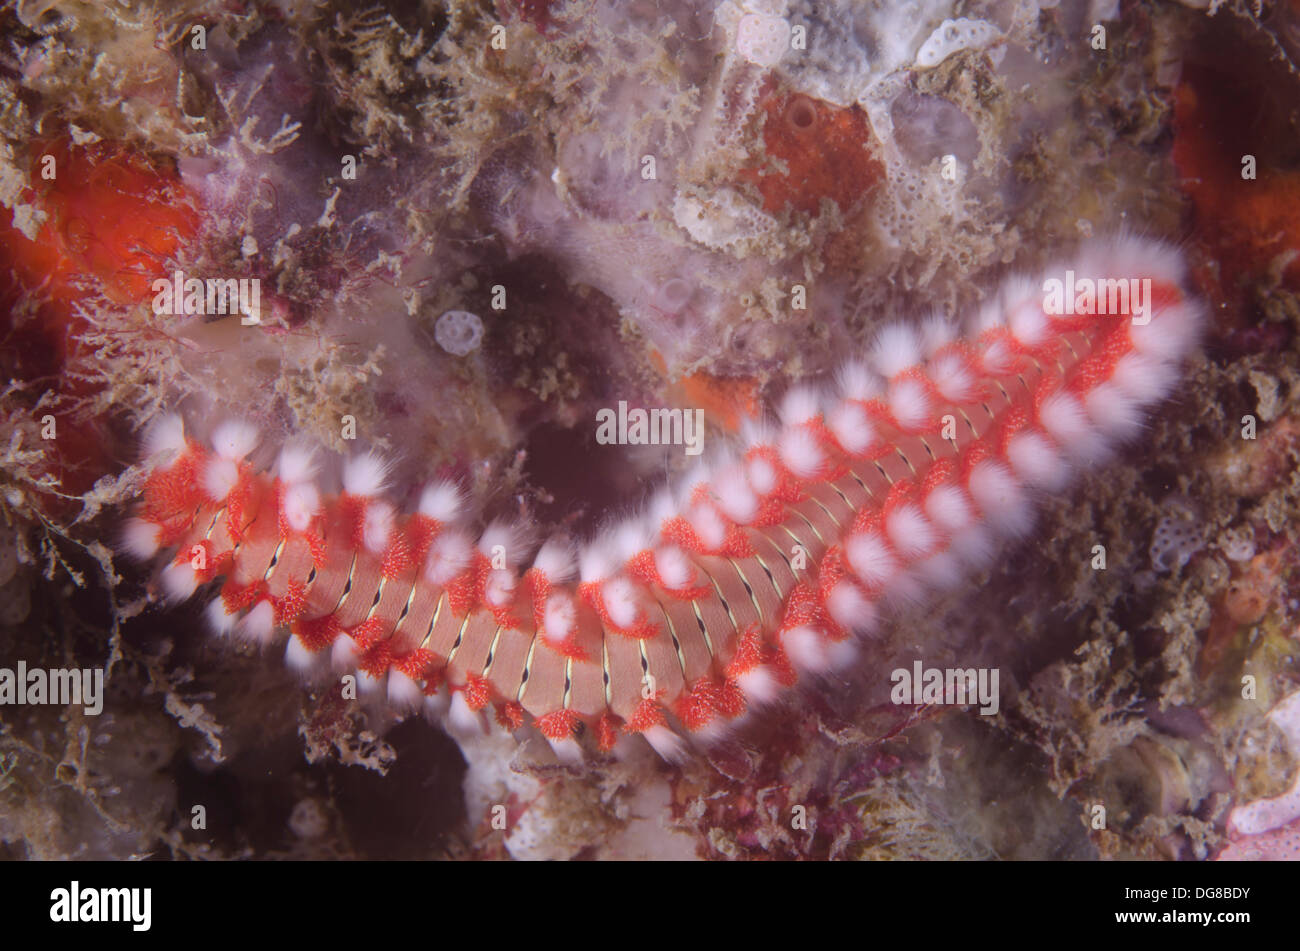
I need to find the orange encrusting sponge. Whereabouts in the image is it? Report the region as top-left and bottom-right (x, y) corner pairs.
(0, 136), (199, 361)
(739, 89), (884, 217)
(0, 136), (200, 494)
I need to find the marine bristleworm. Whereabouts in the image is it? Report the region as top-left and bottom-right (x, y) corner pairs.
(123, 236), (1203, 763)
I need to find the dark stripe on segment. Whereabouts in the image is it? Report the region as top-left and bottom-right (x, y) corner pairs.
(484, 624), (533, 707)
(653, 599), (690, 681)
(729, 555), (782, 630)
(655, 596), (715, 683)
(601, 624), (646, 721)
(333, 554), (384, 629)
(517, 630), (567, 718)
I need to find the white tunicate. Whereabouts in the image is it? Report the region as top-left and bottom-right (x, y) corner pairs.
(737, 13), (790, 67)
(288, 797), (330, 840)
(1219, 527), (1256, 563)
(915, 17), (1000, 69)
(890, 91), (981, 164)
(434, 310), (484, 356)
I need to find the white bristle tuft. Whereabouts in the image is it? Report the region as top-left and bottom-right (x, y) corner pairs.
(740, 418), (777, 451)
(870, 324), (922, 378)
(612, 518), (654, 562)
(342, 452), (389, 497)
(362, 501), (396, 554)
(122, 518), (161, 560)
(1004, 280), (1049, 348)
(237, 600), (276, 645)
(825, 580), (877, 634)
(160, 563), (199, 603)
(980, 335), (1015, 375)
(1078, 237), (1185, 288)
(387, 670), (424, 712)
(826, 637), (861, 669)
(484, 567), (516, 607)
(688, 717), (734, 745)
(601, 577), (642, 629)
(1110, 352), (1177, 405)
(783, 626), (830, 674)
(285, 635), (324, 676)
(448, 692), (487, 737)
(211, 420), (259, 461)
(1038, 391), (1104, 460)
(734, 666), (780, 706)
(687, 502), (728, 550)
(331, 634), (359, 671)
(1084, 382), (1144, 443)
(143, 414), (187, 460)
(924, 484), (974, 533)
(532, 538), (576, 582)
(547, 736), (584, 765)
(641, 724), (687, 763)
(779, 386), (822, 426)
(425, 530), (473, 585)
(950, 525), (996, 569)
(845, 532), (899, 590)
(827, 400), (876, 455)
(202, 456), (240, 502)
(887, 377), (931, 431)
(423, 689), (450, 721)
(712, 466), (758, 524)
(745, 453), (778, 495)
(836, 361), (882, 401)
(647, 489), (679, 535)
(885, 503), (937, 560)
(972, 298), (1005, 334)
(356, 670), (385, 697)
(542, 593), (577, 642)
(928, 351), (976, 403)
(1129, 300), (1203, 362)
(778, 425), (824, 479)
(880, 569), (928, 608)
(1007, 430), (1070, 491)
(918, 314), (958, 356)
(676, 464), (713, 503)
(968, 460), (1032, 537)
(579, 541), (619, 583)
(281, 481), (320, 533)
(478, 521), (527, 567)
(654, 546), (693, 589)
(276, 445), (317, 485)
(205, 598), (239, 637)
(418, 481), (464, 522)
(915, 550), (966, 590)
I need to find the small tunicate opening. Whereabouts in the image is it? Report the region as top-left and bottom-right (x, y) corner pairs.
(434, 309), (484, 356)
(655, 278), (693, 314)
(785, 96), (819, 132)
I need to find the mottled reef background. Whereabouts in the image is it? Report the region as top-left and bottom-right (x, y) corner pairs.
(1, 0), (1299, 860)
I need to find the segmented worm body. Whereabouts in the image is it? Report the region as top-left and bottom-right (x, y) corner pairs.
(125, 237), (1202, 761)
